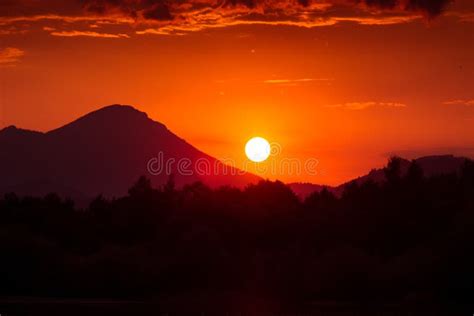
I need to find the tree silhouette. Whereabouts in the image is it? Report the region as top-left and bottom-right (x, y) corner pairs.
(0, 157), (473, 309)
(384, 156), (403, 184)
(406, 159), (424, 184)
(128, 175), (154, 198)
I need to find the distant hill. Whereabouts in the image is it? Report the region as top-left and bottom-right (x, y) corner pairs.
(287, 182), (328, 199)
(0, 105), (260, 199)
(290, 155), (470, 199)
(1, 105), (470, 202)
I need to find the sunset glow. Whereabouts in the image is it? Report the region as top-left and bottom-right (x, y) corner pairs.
(2, 2), (474, 312)
(1, 0), (473, 185)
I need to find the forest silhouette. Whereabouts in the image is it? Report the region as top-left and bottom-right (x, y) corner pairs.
(1, 157), (473, 310)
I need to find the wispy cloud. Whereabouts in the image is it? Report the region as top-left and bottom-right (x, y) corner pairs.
(0, 0), (457, 37)
(443, 99), (474, 106)
(0, 47), (25, 66)
(326, 102), (407, 110)
(79, 0), (452, 22)
(0, 26), (28, 36)
(0, 14), (133, 25)
(449, 12), (474, 22)
(136, 28), (186, 36)
(263, 78), (333, 84)
(50, 31), (130, 38)
(0, 30), (15, 36)
(133, 15), (420, 36)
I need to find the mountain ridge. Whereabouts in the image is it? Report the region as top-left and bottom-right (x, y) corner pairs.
(1, 105), (471, 201)
(289, 154), (471, 198)
(0, 104), (261, 199)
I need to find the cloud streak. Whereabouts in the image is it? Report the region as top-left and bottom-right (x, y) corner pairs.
(264, 78), (333, 84)
(444, 99), (474, 106)
(50, 30), (130, 38)
(326, 101), (407, 110)
(0, 47), (25, 66)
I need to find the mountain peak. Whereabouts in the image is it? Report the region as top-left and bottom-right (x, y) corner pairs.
(0, 125), (43, 138)
(47, 104), (167, 135)
(0, 104), (260, 197)
(82, 104), (150, 122)
(0, 125), (18, 133)
(92, 104), (147, 116)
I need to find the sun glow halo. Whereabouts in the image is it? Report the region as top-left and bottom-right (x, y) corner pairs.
(245, 137), (271, 163)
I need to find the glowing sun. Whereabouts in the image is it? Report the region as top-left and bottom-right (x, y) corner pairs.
(245, 137), (271, 162)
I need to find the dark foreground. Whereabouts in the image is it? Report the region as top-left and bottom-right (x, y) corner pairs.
(1, 157), (474, 313)
(1, 296), (472, 316)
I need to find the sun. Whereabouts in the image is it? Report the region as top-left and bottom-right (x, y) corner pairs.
(245, 137), (271, 162)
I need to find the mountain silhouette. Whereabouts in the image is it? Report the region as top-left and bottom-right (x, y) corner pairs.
(0, 105), (260, 198)
(1, 106), (469, 201)
(290, 155), (469, 198)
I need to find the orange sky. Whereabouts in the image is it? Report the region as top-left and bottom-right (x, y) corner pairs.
(1, 0), (474, 185)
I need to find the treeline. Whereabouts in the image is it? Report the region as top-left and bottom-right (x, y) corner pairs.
(0, 157), (473, 305)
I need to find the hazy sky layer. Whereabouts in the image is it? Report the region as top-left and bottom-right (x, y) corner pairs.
(1, 0), (473, 184)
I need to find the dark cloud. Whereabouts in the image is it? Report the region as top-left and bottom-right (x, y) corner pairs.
(142, 3), (172, 20)
(0, 0), (459, 37)
(0, 0), (82, 17)
(360, 0), (398, 9)
(226, 0), (453, 17)
(297, 0), (310, 6)
(406, 0), (452, 17)
(79, 0), (453, 22)
(353, 0), (452, 17)
(224, 0), (258, 9)
(82, 0), (173, 20)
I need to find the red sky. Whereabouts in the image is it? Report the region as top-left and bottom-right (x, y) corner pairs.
(1, 0), (474, 185)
